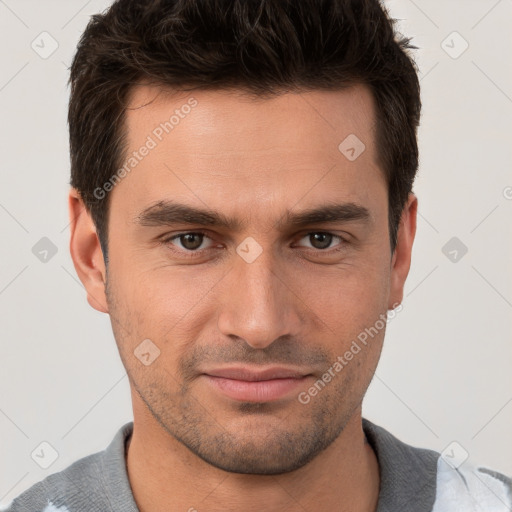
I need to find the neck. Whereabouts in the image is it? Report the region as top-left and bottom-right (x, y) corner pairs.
(126, 402), (380, 512)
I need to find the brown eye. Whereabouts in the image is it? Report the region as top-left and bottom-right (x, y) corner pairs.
(309, 233), (333, 249)
(162, 232), (213, 252)
(297, 232), (344, 251)
(177, 233), (204, 251)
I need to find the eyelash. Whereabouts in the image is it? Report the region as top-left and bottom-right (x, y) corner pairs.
(159, 231), (348, 258)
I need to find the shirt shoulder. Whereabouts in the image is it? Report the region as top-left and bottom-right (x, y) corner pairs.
(1, 422), (138, 512)
(432, 457), (512, 512)
(362, 418), (512, 512)
(1, 450), (105, 512)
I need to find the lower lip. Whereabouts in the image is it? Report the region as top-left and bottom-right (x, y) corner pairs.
(203, 375), (309, 402)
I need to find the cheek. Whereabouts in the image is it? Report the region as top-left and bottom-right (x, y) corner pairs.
(303, 258), (390, 330)
(113, 249), (202, 315)
(112, 264), (223, 358)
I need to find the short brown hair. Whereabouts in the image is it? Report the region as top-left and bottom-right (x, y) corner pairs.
(68, 0), (421, 261)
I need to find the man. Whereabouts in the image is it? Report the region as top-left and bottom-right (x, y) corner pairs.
(5, 0), (511, 511)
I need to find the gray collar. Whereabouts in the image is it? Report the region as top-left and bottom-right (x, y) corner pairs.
(363, 418), (439, 512)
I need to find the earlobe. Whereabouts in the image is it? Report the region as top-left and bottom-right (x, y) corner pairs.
(388, 193), (418, 310)
(68, 188), (109, 314)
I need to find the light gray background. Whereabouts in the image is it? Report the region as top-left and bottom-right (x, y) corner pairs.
(1, 0), (511, 506)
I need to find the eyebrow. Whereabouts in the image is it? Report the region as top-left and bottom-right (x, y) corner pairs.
(134, 200), (372, 231)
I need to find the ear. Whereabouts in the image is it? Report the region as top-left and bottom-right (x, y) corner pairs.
(388, 192), (418, 309)
(68, 188), (109, 314)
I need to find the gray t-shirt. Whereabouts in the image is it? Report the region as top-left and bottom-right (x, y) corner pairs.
(3, 418), (511, 511)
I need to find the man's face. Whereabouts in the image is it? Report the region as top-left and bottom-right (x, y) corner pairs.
(85, 84), (413, 474)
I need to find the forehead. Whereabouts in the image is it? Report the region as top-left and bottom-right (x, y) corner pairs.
(112, 83), (384, 224)
(123, 83), (377, 156)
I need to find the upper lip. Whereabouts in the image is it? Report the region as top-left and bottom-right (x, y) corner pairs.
(203, 366), (310, 381)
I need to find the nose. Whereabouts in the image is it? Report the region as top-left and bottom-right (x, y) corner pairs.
(216, 244), (302, 349)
